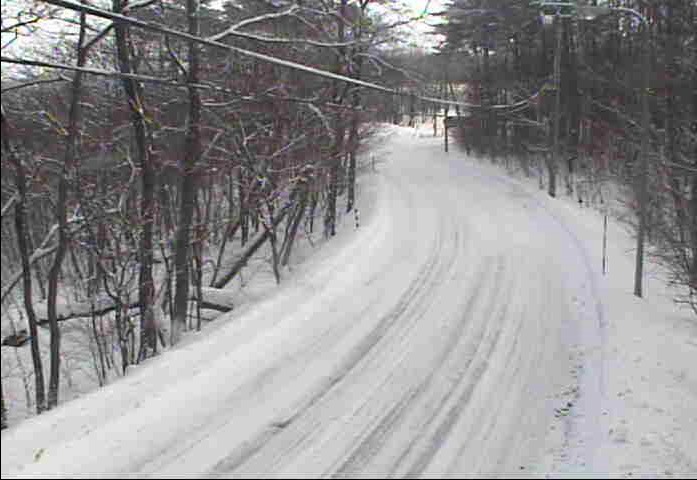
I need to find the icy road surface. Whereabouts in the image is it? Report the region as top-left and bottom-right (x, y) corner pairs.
(4, 126), (692, 478)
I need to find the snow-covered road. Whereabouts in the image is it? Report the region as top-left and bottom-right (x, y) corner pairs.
(2, 126), (694, 478)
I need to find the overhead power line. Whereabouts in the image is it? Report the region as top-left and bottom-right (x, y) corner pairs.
(21, 0), (535, 113)
(2, 56), (216, 90)
(0, 56), (385, 115)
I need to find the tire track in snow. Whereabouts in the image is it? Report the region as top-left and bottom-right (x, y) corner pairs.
(519, 187), (609, 474)
(209, 181), (448, 476)
(218, 159), (491, 478)
(331, 254), (508, 478)
(0, 128), (613, 479)
(463, 165), (609, 473)
(402, 259), (514, 478)
(130, 173), (405, 476)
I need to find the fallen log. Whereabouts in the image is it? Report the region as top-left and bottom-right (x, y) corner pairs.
(28, 287), (234, 325)
(212, 204), (291, 289)
(192, 287), (234, 313)
(33, 296), (138, 325)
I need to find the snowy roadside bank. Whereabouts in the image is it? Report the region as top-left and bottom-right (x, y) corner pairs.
(429, 124), (697, 478)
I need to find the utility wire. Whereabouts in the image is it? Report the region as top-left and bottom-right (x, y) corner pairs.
(25, 0), (537, 113)
(1, 56), (387, 114)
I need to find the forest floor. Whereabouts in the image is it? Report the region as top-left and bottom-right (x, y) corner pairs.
(1, 124), (695, 478)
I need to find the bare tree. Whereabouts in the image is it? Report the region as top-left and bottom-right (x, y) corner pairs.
(171, 0), (202, 345)
(44, 2), (89, 410)
(2, 105), (47, 414)
(111, 0), (157, 362)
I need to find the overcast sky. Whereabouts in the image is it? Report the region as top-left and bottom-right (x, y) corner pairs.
(394, 0), (446, 50)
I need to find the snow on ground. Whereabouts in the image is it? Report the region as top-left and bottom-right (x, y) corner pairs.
(0, 128), (386, 424)
(438, 124), (697, 478)
(1, 124), (695, 478)
(511, 170), (697, 478)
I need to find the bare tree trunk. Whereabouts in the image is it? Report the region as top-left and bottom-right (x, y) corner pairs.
(159, 239), (174, 325)
(326, 148), (341, 237)
(88, 175), (107, 384)
(2, 106), (47, 414)
(408, 93), (416, 127)
(265, 205), (281, 285)
(346, 121), (358, 213)
(1, 378), (6, 429)
(114, 299), (129, 375)
(239, 168), (249, 246)
(562, 17), (578, 197)
(45, 7), (88, 409)
(227, 174), (235, 236)
(210, 220), (239, 286)
(443, 69), (450, 153)
(324, 0), (348, 238)
(308, 190), (317, 234)
(690, 172), (697, 296)
(26, 227), (47, 300)
(281, 185), (308, 267)
(633, 23), (651, 298)
(192, 225), (204, 332)
(346, 2), (368, 214)
(171, 0), (202, 345)
(213, 201), (294, 289)
(547, 14), (562, 199)
(688, 61), (697, 303)
(664, 1), (695, 304)
(112, 0), (156, 359)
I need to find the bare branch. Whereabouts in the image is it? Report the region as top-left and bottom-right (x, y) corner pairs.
(31, 0), (530, 111)
(1, 17), (43, 33)
(211, 29), (359, 49)
(305, 103), (332, 134)
(209, 6), (301, 41)
(0, 193), (18, 219)
(1, 76), (70, 93)
(123, 0), (159, 13)
(355, 53), (427, 83)
(1, 233), (58, 304)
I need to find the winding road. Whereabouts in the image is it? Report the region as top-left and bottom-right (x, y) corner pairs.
(1, 126), (608, 478)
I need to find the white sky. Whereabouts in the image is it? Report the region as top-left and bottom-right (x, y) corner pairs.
(388, 0), (447, 51)
(406, 0), (446, 15)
